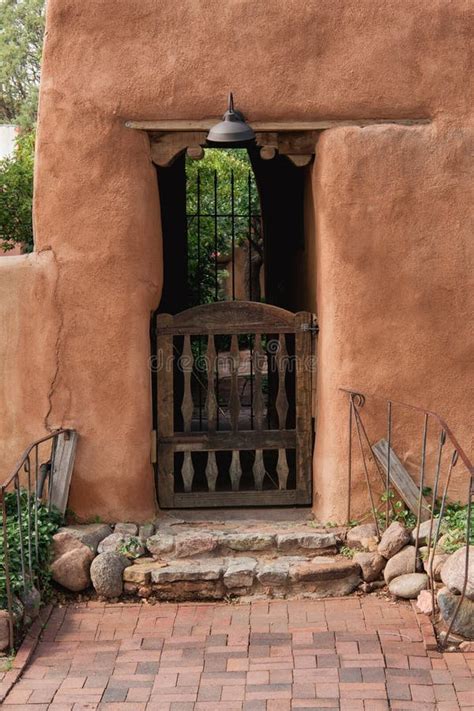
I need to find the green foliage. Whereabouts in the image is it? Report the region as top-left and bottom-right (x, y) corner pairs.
(118, 536), (143, 559)
(440, 502), (474, 553)
(186, 149), (260, 306)
(0, 130), (35, 252)
(339, 545), (355, 559)
(0, 489), (61, 609)
(379, 490), (417, 528)
(0, 0), (45, 128)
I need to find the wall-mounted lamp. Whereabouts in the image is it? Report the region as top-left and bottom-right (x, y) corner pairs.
(206, 93), (256, 147)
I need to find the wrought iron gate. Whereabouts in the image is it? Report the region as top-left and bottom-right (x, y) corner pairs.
(155, 301), (315, 507)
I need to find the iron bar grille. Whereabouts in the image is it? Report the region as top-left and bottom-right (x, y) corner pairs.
(186, 154), (262, 307)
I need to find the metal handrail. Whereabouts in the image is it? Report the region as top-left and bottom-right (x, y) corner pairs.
(341, 388), (472, 648)
(0, 429), (74, 651)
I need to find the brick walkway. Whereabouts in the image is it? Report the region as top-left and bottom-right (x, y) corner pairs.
(2, 597), (473, 710)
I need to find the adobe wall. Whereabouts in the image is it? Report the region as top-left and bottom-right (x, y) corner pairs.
(0, 0), (472, 521)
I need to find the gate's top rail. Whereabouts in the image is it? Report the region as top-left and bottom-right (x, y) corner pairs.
(156, 300), (310, 335)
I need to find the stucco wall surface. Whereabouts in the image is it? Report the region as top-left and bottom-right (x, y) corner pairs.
(0, 0), (472, 521)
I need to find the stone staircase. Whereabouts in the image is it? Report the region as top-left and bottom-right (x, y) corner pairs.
(121, 514), (361, 601)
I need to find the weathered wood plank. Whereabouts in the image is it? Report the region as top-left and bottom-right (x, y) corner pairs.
(253, 335), (265, 431)
(156, 313), (175, 506)
(126, 118), (431, 132)
(276, 334), (289, 429)
(181, 335), (194, 433)
(172, 489), (298, 508)
(159, 301), (295, 335)
(160, 430), (297, 451)
(229, 450), (242, 491)
(205, 335), (217, 433)
(205, 451), (218, 491)
(295, 312), (314, 504)
(229, 335), (240, 432)
(276, 448), (290, 490)
(253, 449), (265, 490)
(49, 431), (78, 515)
(181, 451), (194, 493)
(372, 439), (431, 521)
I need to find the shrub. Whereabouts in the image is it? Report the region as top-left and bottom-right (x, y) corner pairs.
(0, 489), (61, 609)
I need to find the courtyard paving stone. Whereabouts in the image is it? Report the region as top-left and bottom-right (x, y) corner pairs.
(1, 597), (473, 709)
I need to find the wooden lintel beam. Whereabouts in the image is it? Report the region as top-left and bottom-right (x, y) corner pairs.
(126, 118), (430, 132)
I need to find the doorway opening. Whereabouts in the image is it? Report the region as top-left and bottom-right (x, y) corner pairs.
(153, 146), (315, 507)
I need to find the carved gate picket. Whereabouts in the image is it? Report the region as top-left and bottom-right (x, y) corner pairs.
(155, 301), (315, 507)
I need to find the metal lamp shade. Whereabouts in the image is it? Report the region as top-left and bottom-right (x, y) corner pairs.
(207, 93), (256, 147)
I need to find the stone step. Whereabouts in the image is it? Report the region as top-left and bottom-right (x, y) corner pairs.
(123, 554), (362, 601)
(145, 517), (344, 560)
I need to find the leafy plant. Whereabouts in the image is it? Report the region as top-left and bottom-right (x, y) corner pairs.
(0, 489), (62, 609)
(439, 502), (474, 553)
(118, 536), (143, 559)
(0, 0), (45, 128)
(339, 545), (355, 559)
(0, 130), (35, 252)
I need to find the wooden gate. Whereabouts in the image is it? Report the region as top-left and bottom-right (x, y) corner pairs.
(155, 301), (315, 507)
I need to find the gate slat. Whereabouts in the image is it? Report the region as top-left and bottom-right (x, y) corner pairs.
(182, 451), (195, 492)
(205, 451), (219, 491)
(276, 448), (290, 490)
(253, 335), (265, 489)
(181, 335), (194, 432)
(229, 450), (242, 491)
(205, 335), (217, 433)
(229, 335), (240, 432)
(276, 333), (289, 429)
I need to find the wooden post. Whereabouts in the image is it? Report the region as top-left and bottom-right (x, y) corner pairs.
(295, 312), (313, 504)
(156, 314), (175, 507)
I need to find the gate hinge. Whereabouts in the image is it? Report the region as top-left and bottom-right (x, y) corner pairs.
(301, 321), (319, 335)
(151, 430), (157, 464)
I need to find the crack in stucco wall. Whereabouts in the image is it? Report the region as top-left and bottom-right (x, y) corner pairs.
(41, 246), (66, 432)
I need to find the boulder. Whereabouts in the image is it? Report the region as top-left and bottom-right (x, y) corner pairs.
(412, 519), (440, 547)
(114, 522), (138, 536)
(146, 533), (175, 556)
(346, 523), (379, 552)
(19, 585), (41, 621)
(384, 546), (422, 584)
(388, 573), (428, 599)
(440, 546), (474, 600)
(50, 542), (94, 591)
(378, 521), (411, 559)
(138, 523), (155, 541)
(416, 589), (434, 615)
(97, 532), (145, 559)
(223, 558), (257, 588)
(353, 552), (386, 582)
(90, 552), (129, 598)
(174, 532), (217, 558)
(437, 587), (474, 640)
(0, 610), (10, 652)
(57, 524), (112, 553)
(52, 530), (87, 559)
(423, 551), (450, 581)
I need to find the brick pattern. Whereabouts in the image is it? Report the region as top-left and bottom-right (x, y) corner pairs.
(2, 597), (473, 710)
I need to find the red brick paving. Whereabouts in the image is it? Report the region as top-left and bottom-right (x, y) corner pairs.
(2, 597), (473, 710)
